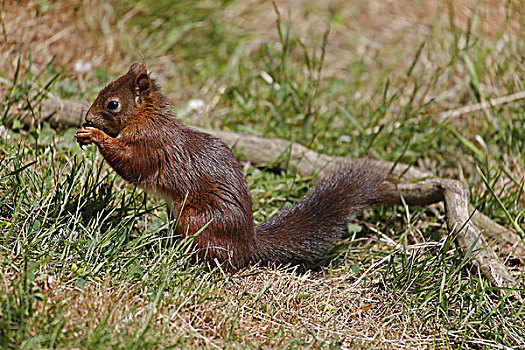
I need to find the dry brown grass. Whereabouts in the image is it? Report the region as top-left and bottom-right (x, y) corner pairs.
(28, 264), (444, 349)
(0, 0), (125, 79)
(2, 0), (523, 91)
(225, 0), (524, 99)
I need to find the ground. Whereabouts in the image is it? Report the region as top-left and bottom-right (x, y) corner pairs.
(0, 0), (523, 349)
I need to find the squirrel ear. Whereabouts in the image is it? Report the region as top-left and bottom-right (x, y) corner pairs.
(133, 73), (150, 106)
(135, 73), (150, 94)
(128, 62), (150, 94)
(128, 62), (147, 76)
(134, 74), (150, 106)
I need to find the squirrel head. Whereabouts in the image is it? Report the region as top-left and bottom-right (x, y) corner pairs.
(83, 62), (161, 137)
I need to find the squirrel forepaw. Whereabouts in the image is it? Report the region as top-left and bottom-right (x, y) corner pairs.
(75, 127), (105, 146)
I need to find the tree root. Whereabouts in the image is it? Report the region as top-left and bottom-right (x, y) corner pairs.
(27, 97), (524, 289)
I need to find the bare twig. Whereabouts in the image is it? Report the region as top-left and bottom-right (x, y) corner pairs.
(438, 90), (525, 120)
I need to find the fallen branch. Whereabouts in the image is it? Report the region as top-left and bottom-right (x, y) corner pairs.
(24, 97), (523, 288)
(383, 180), (515, 288)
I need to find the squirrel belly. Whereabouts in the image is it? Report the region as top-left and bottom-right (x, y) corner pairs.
(75, 62), (387, 269)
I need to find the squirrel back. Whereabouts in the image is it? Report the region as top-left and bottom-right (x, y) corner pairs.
(76, 62), (387, 269)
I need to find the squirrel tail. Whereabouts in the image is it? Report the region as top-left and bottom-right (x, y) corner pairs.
(253, 161), (388, 266)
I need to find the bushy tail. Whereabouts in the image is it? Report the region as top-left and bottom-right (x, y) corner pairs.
(253, 161), (387, 266)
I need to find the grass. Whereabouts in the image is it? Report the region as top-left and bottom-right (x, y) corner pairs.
(0, 0), (524, 348)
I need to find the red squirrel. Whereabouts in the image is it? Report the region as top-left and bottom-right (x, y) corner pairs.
(75, 62), (387, 269)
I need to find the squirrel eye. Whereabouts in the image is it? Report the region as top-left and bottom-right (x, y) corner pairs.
(106, 100), (119, 110)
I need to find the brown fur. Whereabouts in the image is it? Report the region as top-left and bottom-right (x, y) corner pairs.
(76, 63), (387, 269)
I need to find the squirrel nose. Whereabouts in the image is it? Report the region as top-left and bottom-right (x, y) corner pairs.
(83, 111), (95, 128)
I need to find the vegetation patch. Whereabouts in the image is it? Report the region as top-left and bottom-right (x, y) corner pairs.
(0, 0), (523, 348)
